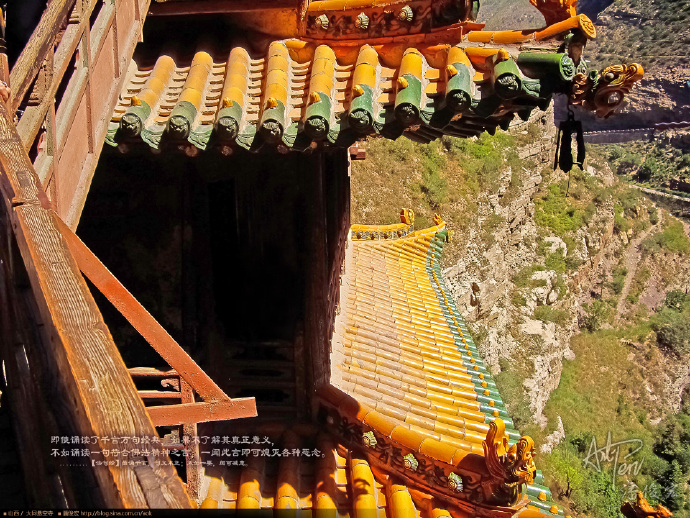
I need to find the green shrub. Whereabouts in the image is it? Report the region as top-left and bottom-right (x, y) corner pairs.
(512, 265), (546, 288)
(653, 308), (690, 356)
(627, 267), (651, 304)
(610, 266), (628, 295)
(511, 291), (527, 307)
(545, 251), (567, 273)
(581, 300), (611, 332)
(614, 213), (630, 234)
(648, 206), (659, 225)
(638, 156), (661, 182)
(615, 189), (641, 218)
(534, 305), (570, 326)
(535, 183), (585, 235)
(665, 290), (688, 311)
(643, 220), (690, 255)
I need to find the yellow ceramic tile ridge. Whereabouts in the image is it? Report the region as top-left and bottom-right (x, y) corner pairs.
(409, 424), (442, 442)
(134, 55), (176, 114)
(220, 47), (250, 112)
(237, 456), (265, 509)
(275, 431), (301, 510)
(177, 51), (213, 110)
(314, 442), (342, 511)
(447, 45), (472, 69)
(387, 482), (417, 518)
(200, 475), (224, 509)
(432, 420), (475, 442)
(264, 41), (290, 108)
(351, 456), (378, 514)
(427, 391), (480, 412)
(430, 504), (452, 518)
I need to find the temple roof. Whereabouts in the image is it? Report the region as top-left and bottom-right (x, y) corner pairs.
(330, 217), (507, 452)
(196, 425), (557, 516)
(105, 14), (642, 154)
(195, 213), (563, 516)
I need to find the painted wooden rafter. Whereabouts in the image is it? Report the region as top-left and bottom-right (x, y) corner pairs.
(55, 216), (258, 427)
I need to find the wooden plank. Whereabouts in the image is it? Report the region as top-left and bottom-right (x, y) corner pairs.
(0, 244), (73, 507)
(146, 401), (259, 427)
(18, 0), (149, 227)
(0, 100), (192, 508)
(64, 0), (150, 228)
(55, 216), (251, 404)
(9, 0), (78, 111)
(16, 17), (86, 150)
(181, 379), (201, 501)
(138, 391), (183, 400)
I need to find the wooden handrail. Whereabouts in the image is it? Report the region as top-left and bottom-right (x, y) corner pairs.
(9, 0), (78, 112)
(0, 89), (191, 508)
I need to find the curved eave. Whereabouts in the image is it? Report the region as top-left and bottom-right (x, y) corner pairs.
(105, 15), (616, 155)
(321, 215), (562, 515)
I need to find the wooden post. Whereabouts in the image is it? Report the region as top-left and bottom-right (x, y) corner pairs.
(181, 379), (201, 501)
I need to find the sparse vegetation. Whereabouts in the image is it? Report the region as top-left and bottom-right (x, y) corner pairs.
(512, 264), (546, 288)
(642, 220), (690, 255)
(581, 299), (613, 332)
(652, 307), (690, 357)
(535, 182), (585, 236)
(626, 267), (651, 304)
(534, 305), (570, 327)
(610, 266), (628, 295)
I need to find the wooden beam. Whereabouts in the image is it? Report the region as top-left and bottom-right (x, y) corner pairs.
(9, 0), (78, 112)
(146, 401), (258, 427)
(0, 100), (192, 508)
(55, 216), (248, 404)
(64, 1), (151, 228)
(16, 16), (86, 150)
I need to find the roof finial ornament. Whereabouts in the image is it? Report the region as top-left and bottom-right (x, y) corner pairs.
(621, 491), (673, 518)
(355, 12), (369, 30)
(313, 14), (329, 30)
(397, 5), (414, 22)
(467, 418), (536, 506)
(529, 0), (577, 26)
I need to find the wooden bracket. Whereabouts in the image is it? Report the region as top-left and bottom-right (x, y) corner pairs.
(54, 216), (258, 427)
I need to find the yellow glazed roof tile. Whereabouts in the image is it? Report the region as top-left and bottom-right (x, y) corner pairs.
(107, 12), (642, 153)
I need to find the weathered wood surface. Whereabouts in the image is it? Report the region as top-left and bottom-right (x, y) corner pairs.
(0, 99), (192, 507)
(0, 239), (74, 507)
(9, 0), (77, 112)
(55, 216), (257, 425)
(13, 0), (149, 230)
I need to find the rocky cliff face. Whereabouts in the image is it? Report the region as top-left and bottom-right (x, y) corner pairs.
(439, 108), (690, 428)
(582, 0), (690, 129)
(441, 107), (614, 428)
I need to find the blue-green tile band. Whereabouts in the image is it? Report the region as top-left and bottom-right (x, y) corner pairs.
(425, 227), (563, 515)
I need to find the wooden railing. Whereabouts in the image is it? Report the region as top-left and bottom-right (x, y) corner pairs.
(0, 0), (197, 508)
(10, 0), (148, 229)
(0, 98), (192, 508)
